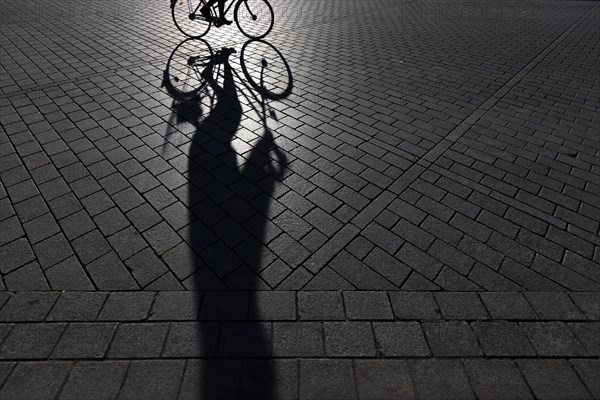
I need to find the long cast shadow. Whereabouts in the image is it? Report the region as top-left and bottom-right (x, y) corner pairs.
(162, 38), (292, 399)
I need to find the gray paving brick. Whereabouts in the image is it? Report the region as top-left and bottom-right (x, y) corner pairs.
(0, 292), (58, 322)
(98, 292), (154, 321)
(324, 321), (375, 357)
(0, 323), (65, 359)
(373, 322), (429, 357)
(473, 321), (535, 357)
(411, 360), (474, 400)
(463, 360), (533, 400)
(86, 251), (139, 290)
(4, 261), (49, 291)
(521, 322), (588, 357)
(253, 291), (296, 320)
(570, 292), (600, 320)
(354, 360), (415, 400)
(0, 238), (35, 274)
(330, 251), (395, 290)
(148, 292), (199, 321)
(299, 360), (356, 400)
(363, 247), (411, 287)
(389, 292), (441, 320)
(298, 291), (344, 320)
(59, 361), (129, 400)
(0, 361), (72, 400)
(567, 322), (600, 356)
(480, 292), (538, 320)
(344, 291), (393, 320)
(178, 359), (241, 400)
(162, 322), (219, 357)
(108, 225), (148, 260)
(219, 322), (272, 357)
(118, 360), (185, 400)
(52, 323), (117, 359)
(570, 359), (600, 400)
(273, 322), (321, 357)
(518, 360), (592, 400)
(423, 321), (482, 357)
(33, 233), (73, 269)
(47, 292), (107, 321)
(524, 292), (586, 320)
(434, 292), (489, 320)
(108, 323), (169, 358)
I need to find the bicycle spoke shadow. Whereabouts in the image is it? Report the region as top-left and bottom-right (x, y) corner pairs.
(162, 38), (293, 399)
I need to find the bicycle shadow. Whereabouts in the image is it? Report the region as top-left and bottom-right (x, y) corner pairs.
(161, 38), (293, 399)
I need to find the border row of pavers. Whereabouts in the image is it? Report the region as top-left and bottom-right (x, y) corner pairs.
(0, 292), (598, 361)
(1, 358), (599, 400)
(1, 358), (597, 400)
(0, 291), (598, 322)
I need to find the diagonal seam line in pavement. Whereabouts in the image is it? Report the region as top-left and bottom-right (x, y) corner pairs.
(386, 2), (599, 196)
(299, 2), (600, 276)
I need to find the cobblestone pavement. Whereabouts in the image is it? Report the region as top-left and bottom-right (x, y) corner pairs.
(1, 0), (599, 398)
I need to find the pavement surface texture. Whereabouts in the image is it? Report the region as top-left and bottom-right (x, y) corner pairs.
(1, 0), (599, 398)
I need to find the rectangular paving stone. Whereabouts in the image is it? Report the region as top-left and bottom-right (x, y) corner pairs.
(51, 323), (117, 359)
(47, 292), (108, 321)
(354, 360), (415, 400)
(0, 238), (35, 274)
(0, 361), (72, 400)
(252, 291), (296, 320)
(389, 292), (442, 320)
(569, 322), (600, 356)
(479, 292), (538, 320)
(472, 321), (536, 357)
(0, 323), (66, 359)
(324, 322), (376, 357)
(298, 291), (344, 320)
(98, 292), (155, 321)
(178, 360), (242, 400)
(86, 251), (140, 290)
(299, 360), (356, 400)
(162, 322), (219, 358)
(410, 360), (475, 400)
(108, 323), (169, 358)
(219, 322), (272, 357)
(117, 360), (185, 400)
(373, 322), (430, 357)
(273, 322), (322, 357)
(240, 359), (298, 400)
(149, 292), (200, 321)
(518, 360), (592, 400)
(463, 360), (533, 400)
(434, 292), (489, 320)
(520, 322), (588, 357)
(571, 360), (600, 399)
(524, 292), (587, 320)
(344, 291), (394, 320)
(58, 361), (129, 400)
(0, 292), (58, 322)
(422, 321), (482, 357)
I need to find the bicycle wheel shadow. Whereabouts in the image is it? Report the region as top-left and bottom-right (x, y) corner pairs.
(161, 38), (294, 399)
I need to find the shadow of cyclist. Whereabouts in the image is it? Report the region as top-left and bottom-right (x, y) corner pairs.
(162, 38), (293, 399)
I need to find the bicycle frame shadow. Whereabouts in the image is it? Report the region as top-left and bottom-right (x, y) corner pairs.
(162, 38), (293, 399)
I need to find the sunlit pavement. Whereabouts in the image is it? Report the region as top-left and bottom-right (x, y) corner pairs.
(1, 0), (599, 398)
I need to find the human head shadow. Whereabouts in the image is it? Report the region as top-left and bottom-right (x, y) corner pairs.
(162, 38), (293, 399)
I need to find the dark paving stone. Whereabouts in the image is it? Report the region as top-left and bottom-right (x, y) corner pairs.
(0, 361), (72, 400)
(518, 359), (592, 400)
(117, 360), (185, 400)
(108, 323), (169, 358)
(299, 360), (356, 400)
(472, 321), (536, 356)
(354, 360), (415, 400)
(410, 360), (475, 400)
(273, 322), (322, 357)
(422, 322), (482, 357)
(0, 292), (58, 322)
(521, 322), (588, 357)
(298, 291), (344, 320)
(324, 322), (376, 357)
(0, 323), (65, 359)
(373, 322), (430, 357)
(51, 323), (117, 359)
(47, 292), (107, 321)
(344, 291), (394, 320)
(464, 360), (533, 400)
(162, 322), (219, 357)
(98, 292), (155, 321)
(58, 361), (129, 400)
